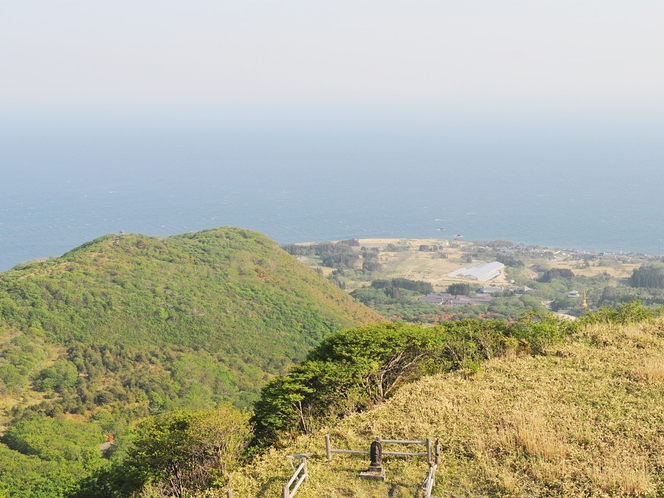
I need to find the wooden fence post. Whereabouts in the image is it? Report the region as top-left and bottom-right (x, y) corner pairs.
(227, 489), (232, 498)
(325, 434), (332, 460)
(426, 437), (432, 465)
(304, 457), (309, 482)
(283, 482), (290, 498)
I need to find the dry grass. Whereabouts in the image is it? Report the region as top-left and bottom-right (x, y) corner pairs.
(633, 357), (664, 381)
(546, 259), (639, 279)
(498, 411), (568, 462)
(221, 319), (664, 497)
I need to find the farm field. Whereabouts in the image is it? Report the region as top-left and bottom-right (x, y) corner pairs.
(356, 238), (509, 289)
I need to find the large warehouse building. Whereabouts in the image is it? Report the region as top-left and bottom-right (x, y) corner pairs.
(448, 261), (505, 282)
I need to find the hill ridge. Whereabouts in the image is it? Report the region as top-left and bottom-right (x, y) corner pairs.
(227, 318), (664, 497)
(0, 226), (381, 415)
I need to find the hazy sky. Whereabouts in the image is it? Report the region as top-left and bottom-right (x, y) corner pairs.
(2, 1), (664, 267)
(2, 1), (663, 125)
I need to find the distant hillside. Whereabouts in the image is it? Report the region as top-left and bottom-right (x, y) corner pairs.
(0, 227), (381, 418)
(228, 317), (664, 497)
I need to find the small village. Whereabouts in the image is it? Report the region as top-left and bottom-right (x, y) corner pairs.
(287, 236), (661, 321)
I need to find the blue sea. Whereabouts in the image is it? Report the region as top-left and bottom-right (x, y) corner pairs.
(1, 115), (664, 272)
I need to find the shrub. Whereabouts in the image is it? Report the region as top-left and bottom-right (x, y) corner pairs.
(538, 268), (574, 282)
(78, 405), (252, 497)
(580, 300), (661, 325)
(252, 316), (576, 446)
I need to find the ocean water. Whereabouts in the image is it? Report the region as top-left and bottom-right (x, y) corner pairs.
(1, 118), (664, 272)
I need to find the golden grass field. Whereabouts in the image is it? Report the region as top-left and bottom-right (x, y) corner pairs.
(545, 258), (639, 280)
(224, 319), (664, 497)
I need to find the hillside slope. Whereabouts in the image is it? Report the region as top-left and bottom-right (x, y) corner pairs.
(228, 319), (664, 497)
(0, 227), (381, 416)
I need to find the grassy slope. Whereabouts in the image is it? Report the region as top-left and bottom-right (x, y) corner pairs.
(228, 319), (664, 497)
(0, 227), (381, 413)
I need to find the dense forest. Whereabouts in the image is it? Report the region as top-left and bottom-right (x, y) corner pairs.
(0, 228), (381, 497)
(0, 228), (378, 408)
(629, 263), (664, 289)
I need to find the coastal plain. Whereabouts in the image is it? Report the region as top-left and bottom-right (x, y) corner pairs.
(297, 237), (639, 291)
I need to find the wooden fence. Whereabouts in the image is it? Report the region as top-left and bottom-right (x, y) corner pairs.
(326, 435), (441, 495)
(226, 438), (440, 497)
(325, 435), (436, 464)
(282, 453), (310, 498)
(422, 463), (437, 498)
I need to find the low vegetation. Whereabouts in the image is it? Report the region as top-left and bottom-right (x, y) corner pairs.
(252, 316), (572, 447)
(2, 296), (661, 496)
(226, 304), (664, 497)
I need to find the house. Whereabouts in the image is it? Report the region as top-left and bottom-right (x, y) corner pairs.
(477, 286), (503, 294)
(418, 293), (494, 306)
(420, 294), (446, 305)
(567, 290), (580, 298)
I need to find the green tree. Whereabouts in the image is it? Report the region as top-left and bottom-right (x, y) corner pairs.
(629, 263), (664, 289)
(539, 268), (574, 282)
(447, 283), (472, 296)
(33, 359), (78, 392)
(118, 405), (251, 496)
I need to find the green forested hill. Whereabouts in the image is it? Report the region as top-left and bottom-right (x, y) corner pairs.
(0, 228), (382, 496)
(0, 227), (380, 418)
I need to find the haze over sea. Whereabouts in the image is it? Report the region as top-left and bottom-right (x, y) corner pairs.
(1, 113), (664, 272)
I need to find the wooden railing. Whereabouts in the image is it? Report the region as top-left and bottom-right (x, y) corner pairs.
(226, 437), (440, 498)
(326, 435), (441, 495)
(422, 463), (437, 498)
(282, 453), (310, 498)
(325, 435), (435, 463)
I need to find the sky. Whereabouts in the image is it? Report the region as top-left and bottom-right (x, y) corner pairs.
(2, 1), (664, 268)
(2, 1), (664, 127)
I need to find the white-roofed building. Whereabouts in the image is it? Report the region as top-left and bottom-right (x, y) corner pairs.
(448, 261), (505, 282)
